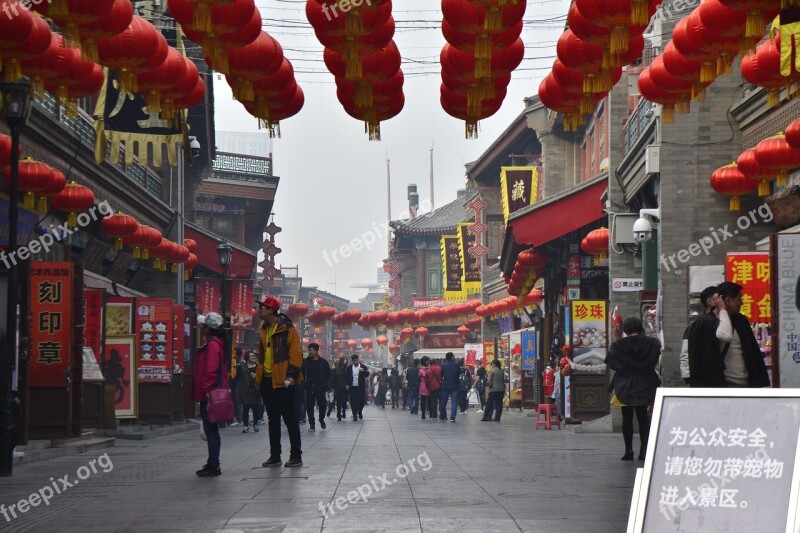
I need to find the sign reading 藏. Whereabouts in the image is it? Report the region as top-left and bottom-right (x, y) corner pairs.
(630, 389), (800, 533)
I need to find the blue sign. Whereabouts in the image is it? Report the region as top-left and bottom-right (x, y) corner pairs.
(498, 315), (514, 334)
(521, 330), (536, 371)
(0, 198), (39, 248)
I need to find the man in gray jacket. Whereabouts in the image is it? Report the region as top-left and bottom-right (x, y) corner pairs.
(481, 359), (505, 421)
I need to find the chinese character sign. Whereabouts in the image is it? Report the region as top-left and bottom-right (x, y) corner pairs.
(195, 278), (221, 315)
(500, 166), (539, 223)
(230, 279), (254, 329)
(726, 253), (770, 321)
(457, 223), (481, 294)
(483, 340), (495, 367)
(440, 235), (464, 301)
(30, 262), (73, 387)
(464, 343), (482, 366)
(84, 290), (104, 366)
(571, 300), (608, 372)
(521, 330), (536, 371)
(637, 394), (800, 533)
(134, 298), (173, 382)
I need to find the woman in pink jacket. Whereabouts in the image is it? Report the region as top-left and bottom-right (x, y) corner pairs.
(191, 312), (229, 477)
(418, 362), (430, 420)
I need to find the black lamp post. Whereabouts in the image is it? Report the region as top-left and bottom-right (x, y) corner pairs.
(216, 242), (233, 363)
(1, 78), (32, 477)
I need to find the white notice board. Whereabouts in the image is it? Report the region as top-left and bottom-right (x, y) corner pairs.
(630, 388), (800, 533)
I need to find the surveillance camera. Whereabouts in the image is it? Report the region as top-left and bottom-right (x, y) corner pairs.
(632, 216), (653, 243)
(189, 137), (201, 158)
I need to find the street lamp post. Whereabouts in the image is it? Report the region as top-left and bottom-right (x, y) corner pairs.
(1, 78), (32, 477)
(216, 242), (233, 363)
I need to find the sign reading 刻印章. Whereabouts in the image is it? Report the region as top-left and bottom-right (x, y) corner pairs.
(630, 389), (800, 533)
(30, 263), (73, 387)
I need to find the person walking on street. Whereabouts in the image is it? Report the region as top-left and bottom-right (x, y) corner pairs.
(389, 367), (402, 408)
(405, 359), (420, 413)
(458, 361), (473, 414)
(238, 351), (263, 433)
(376, 368), (389, 408)
(606, 317), (662, 461)
(346, 354), (368, 420)
(255, 297), (304, 468)
(422, 357), (442, 420)
(481, 359), (505, 422)
(473, 366), (487, 413)
(418, 361), (430, 419)
(330, 355), (349, 420)
(302, 343), (331, 432)
(192, 313), (228, 477)
(439, 352), (460, 422)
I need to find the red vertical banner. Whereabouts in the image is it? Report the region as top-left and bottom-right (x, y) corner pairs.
(173, 303), (185, 374)
(30, 262), (73, 387)
(196, 278), (221, 315)
(726, 252), (771, 322)
(135, 298), (173, 382)
(84, 290), (104, 366)
(230, 279), (254, 329)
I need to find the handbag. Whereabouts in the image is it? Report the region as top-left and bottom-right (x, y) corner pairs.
(206, 346), (234, 423)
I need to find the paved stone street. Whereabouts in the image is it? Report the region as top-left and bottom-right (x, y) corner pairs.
(0, 407), (639, 532)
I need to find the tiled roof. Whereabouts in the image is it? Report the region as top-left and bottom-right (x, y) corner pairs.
(390, 195), (469, 236)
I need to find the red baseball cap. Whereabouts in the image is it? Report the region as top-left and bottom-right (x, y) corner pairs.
(259, 297), (281, 311)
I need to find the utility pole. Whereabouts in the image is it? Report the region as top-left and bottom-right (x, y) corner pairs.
(386, 152), (391, 256)
(429, 142), (434, 211)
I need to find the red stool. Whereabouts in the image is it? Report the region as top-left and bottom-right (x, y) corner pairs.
(535, 403), (561, 430)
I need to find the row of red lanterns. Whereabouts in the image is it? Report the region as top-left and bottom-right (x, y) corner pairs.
(711, 124), (800, 210)
(332, 309), (363, 329)
(539, 0), (655, 130)
(168, 0), (303, 134)
(475, 290), (543, 318)
(505, 248), (547, 298)
(439, 0), (525, 138)
(310, 0), (405, 140)
(307, 306), (337, 326)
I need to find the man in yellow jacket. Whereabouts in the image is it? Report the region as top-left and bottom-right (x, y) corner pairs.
(256, 297), (304, 468)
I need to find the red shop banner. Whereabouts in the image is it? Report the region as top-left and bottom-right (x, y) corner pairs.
(173, 303), (185, 374)
(134, 298), (173, 382)
(726, 252), (770, 322)
(30, 262), (73, 387)
(230, 279), (254, 330)
(196, 278), (221, 315)
(84, 290), (104, 366)
(425, 333), (464, 349)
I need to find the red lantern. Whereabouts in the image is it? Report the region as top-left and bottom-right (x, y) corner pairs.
(0, 4), (52, 82)
(710, 162), (757, 211)
(184, 252), (198, 280)
(637, 67), (678, 124)
(361, 338), (373, 349)
(3, 158), (53, 210)
(100, 211), (139, 250)
(442, 0), (526, 33)
(97, 16), (168, 92)
(457, 325), (471, 337)
(226, 32), (284, 101)
(414, 327), (429, 338)
(0, 134), (13, 167)
(137, 46), (187, 112)
(400, 327), (414, 340)
(172, 76), (206, 111)
(184, 238), (198, 253)
(376, 335), (388, 347)
(717, 0), (781, 38)
(389, 344), (400, 355)
(755, 132), (800, 187)
(397, 308), (416, 326)
(50, 181), (94, 228)
(737, 147), (775, 197)
(78, 0), (133, 62)
(137, 226), (162, 260)
(782, 118), (800, 176)
(34, 168), (64, 214)
(348, 339), (358, 350)
(124, 225), (153, 259)
(522, 289), (543, 307)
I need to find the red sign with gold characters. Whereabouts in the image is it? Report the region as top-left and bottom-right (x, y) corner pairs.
(726, 252), (770, 321)
(230, 279), (254, 329)
(135, 298), (173, 382)
(196, 278), (221, 315)
(84, 290), (104, 366)
(30, 262), (73, 387)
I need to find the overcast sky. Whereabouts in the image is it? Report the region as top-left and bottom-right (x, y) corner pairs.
(213, 0), (570, 302)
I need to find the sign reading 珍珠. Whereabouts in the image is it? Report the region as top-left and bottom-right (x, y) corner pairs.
(629, 389), (800, 533)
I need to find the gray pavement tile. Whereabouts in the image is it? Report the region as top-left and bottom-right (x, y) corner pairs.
(518, 519), (620, 533)
(419, 517), (521, 532)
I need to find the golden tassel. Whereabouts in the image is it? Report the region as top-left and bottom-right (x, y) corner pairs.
(37, 196), (48, 214)
(729, 195), (740, 211)
(484, 8), (502, 31)
(610, 26), (629, 55)
(675, 98), (690, 115)
(49, 0), (68, 17)
(583, 74), (595, 94)
(631, 0), (649, 25)
(693, 84), (707, 102)
(662, 104), (675, 124)
(700, 61), (716, 83)
(355, 82), (373, 108)
(132, 246), (141, 259)
(81, 38), (99, 63)
(142, 248), (150, 260)
(465, 120), (478, 139)
(777, 171), (787, 187)
(767, 88), (780, 107)
(479, 78), (496, 99)
(30, 77), (45, 101)
(717, 53), (733, 76)
(745, 11), (765, 38)
(467, 96), (482, 117)
(475, 33), (492, 60)
(267, 121), (281, 138)
(145, 90), (161, 113)
(161, 99), (175, 120)
(367, 121), (381, 141)
(66, 99), (78, 117)
(475, 57), (491, 79)
(23, 192), (36, 210)
(345, 12), (364, 37)
(118, 69), (138, 93)
(234, 78), (254, 102)
(62, 23), (81, 49)
(758, 179), (771, 197)
(467, 85), (481, 111)
(114, 238), (123, 251)
(563, 114), (573, 132)
(193, 3), (212, 33)
(68, 212), (78, 228)
(5, 58), (22, 82)
(602, 48), (613, 70)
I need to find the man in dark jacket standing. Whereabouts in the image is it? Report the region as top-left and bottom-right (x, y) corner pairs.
(345, 354), (368, 420)
(405, 359), (420, 414)
(439, 352), (461, 422)
(302, 343), (331, 432)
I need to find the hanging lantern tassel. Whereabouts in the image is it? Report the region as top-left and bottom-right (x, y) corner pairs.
(48, 0), (68, 17)
(662, 104), (675, 124)
(233, 78), (254, 102)
(700, 61), (716, 83)
(23, 191), (37, 210)
(171, 262), (178, 274)
(153, 258), (160, 269)
(767, 87), (780, 108)
(465, 119), (479, 139)
(257, 119), (281, 138)
(355, 82), (373, 108)
(479, 78), (496, 99)
(114, 237), (124, 251)
(475, 57), (491, 79)
(483, 7), (502, 31)
(37, 196), (48, 214)
(184, 269), (191, 281)
(67, 211), (78, 229)
(757, 179), (771, 197)
(132, 246), (141, 259)
(193, 2), (213, 32)
(729, 194), (741, 211)
(675, 98), (690, 115)
(610, 26), (629, 55)
(631, 0), (649, 25)
(777, 170), (788, 187)
(745, 10), (765, 38)
(81, 38), (100, 63)
(144, 90), (161, 113)
(345, 12), (364, 37)
(475, 34), (491, 60)
(364, 107), (381, 141)
(117, 68), (138, 93)
(142, 248), (150, 260)
(343, 40), (363, 79)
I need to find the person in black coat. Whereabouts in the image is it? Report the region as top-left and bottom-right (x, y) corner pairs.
(302, 343), (331, 431)
(345, 354), (369, 420)
(606, 317), (661, 461)
(389, 367), (402, 408)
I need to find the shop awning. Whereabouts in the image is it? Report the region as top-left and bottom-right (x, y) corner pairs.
(507, 174), (607, 247)
(413, 348), (461, 359)
(184, 222), (257, 279)
(84, 270), (147, 297)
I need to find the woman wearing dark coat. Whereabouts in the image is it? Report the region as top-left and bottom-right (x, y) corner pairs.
(389, 367), (402, 408)
(376, 368), (389, 408)
(605, 317), (662, 461)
